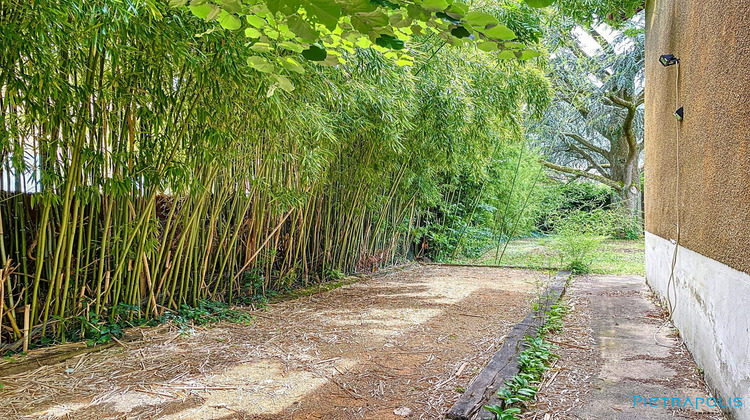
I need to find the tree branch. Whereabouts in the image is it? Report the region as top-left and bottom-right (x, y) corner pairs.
(606, 93), (634, 109)
(542, 161), (623, 190)
(568, 143), (611, 177)
(562, 131), (610, 158)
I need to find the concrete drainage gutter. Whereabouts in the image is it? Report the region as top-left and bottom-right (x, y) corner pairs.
(445, 271), (571, 420)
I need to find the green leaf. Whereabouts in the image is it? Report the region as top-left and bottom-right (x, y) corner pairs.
(346, 0), (377, 12)
(525, 0), (555, 7)
(352, 11), (390, 33)
(477, 41), (498, 52)
(302, 0), (342, 30)
(302, 44), (328, 61)
(169, 0), (187, 7)
(375, 34), (405, 49)
(206, 6), (222, 21)
(504, 41), (525, 50)
(267, 0), (301, 15)
(280, 57), (305, 73)
(448, 2), (468, 16)
(497, 50), (515, 59)
(247, 56), (276, 73)
(189, 3), (214, 19)
(279, 41), (305, 52)
(464, 11), (498, 28)
(420, 0), (449, 12)
(219, 0), (243, 14)
(245, 27), (261, 38)
(435, 12), (460, 25)
(219, 13), (242, 30)
(275, 75), (295, 92)
(288, 15), (319, 41)
(517, 49), (540, 60)
(250, 42), (272, 53)
(369, 0), (399, 9)
(483, 24), (515, 40)
(450, 26), (471, 38)
(246, 15), (267, 28)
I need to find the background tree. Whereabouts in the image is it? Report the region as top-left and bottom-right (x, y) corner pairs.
(534, 15), (644, 217)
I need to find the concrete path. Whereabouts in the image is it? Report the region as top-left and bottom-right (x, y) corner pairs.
(528, 275), (726, 420)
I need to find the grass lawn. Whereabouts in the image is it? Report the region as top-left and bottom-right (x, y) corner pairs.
(462, 236), (645, 276)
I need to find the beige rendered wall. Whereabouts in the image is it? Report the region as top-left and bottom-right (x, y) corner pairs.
(645, 1), (750, 418)
(644, 0), (750, 272)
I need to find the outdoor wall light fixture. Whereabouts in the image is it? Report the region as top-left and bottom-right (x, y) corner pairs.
(674, 107), (684, 121)
(660, 54), (680, 66)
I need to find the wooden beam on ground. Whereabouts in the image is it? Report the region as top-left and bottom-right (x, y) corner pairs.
(424, 262), (558, 271)
(445, 271), (570, 420)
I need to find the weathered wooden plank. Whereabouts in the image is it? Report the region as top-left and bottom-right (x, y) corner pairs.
(445, 272), (569, 420)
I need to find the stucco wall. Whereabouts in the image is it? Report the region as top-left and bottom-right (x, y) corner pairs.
(644, 0), (750, 273)
(645, 1), (750, 419)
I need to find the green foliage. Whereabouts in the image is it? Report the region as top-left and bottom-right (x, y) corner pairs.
(174, 301), (253, 326)
(178, 0), (554, 84)
(323, 268), (345, 280)
(549, 210), (606, 273)
(483, 301), (568, 419)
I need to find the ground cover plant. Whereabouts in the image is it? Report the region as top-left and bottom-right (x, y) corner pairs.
(483, 300), (568, 419)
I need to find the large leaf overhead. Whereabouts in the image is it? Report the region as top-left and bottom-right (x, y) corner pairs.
(177, 0), (555, 90)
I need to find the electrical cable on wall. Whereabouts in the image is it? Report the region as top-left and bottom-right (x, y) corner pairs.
(654, 54), (683, 348)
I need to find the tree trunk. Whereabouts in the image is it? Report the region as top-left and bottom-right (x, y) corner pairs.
(619, 155), (641, 220)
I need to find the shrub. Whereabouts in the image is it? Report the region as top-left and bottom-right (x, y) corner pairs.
(549, 210), (607, 273)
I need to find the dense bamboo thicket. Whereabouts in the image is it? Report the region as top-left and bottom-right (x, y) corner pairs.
(0, 0), (548, 348)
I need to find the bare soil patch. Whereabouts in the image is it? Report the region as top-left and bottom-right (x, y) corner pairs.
(1, 265), (550, 420)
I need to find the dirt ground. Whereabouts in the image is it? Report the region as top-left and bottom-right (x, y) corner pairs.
(0, 265), (550, 420)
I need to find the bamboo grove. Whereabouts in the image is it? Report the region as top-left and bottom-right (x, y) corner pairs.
(0, 0), (549, 348)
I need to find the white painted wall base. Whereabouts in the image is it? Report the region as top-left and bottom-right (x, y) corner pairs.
(645, 231), (750, 420)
